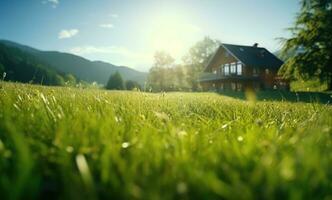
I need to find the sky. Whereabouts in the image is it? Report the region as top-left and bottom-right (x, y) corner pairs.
(0, 0), (300, 72)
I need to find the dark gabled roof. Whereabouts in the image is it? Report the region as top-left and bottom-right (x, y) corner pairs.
(206, 43), (284, 70)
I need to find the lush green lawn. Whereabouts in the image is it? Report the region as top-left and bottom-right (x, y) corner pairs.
(0, 82), (331, 200)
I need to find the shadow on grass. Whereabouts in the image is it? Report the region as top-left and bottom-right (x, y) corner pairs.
(218, 90), (332, 104)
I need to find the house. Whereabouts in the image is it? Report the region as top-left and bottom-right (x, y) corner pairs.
(199, 43), (289, 91)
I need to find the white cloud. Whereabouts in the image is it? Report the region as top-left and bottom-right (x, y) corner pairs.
(70, 46), (126, 55)
(58, 29), (79, 39)
(99, 23), (114, 29)
(48, 0), (59, 4)
(42, 0), (59, 8)
(110, 14), (119, 18)
(69, 45), (151, 71)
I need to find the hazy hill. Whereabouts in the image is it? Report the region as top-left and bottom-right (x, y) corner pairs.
(274, 49), (298, 62)
(0, 40), (148, 85)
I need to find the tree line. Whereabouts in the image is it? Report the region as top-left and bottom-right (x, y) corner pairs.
(105, 71), (141, 90)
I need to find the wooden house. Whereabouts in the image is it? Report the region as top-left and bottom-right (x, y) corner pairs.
(199, 43), (289, 91)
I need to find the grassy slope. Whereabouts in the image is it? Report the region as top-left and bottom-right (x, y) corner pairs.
(0, 82), (331, 200)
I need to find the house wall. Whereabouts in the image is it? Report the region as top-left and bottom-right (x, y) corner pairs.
(247, 66), (278, 89)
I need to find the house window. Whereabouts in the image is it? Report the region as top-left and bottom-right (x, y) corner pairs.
(224, 64), (230, 76)
(265, 69), (270, 75)
(231, 82), (236, 90)
(230, 63), (236, 74)
(253, 68), (259, 76)
(237, 62), (242, 75)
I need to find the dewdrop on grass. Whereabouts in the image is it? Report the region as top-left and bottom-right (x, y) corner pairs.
(122, 142), (130, 149)
(177, 130), (187, 137)
(237, 136), (244, 142)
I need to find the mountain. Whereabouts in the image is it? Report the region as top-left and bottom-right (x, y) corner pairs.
(274, 49), (299, 62)
(0, 43), (68, 85)
(0, 40), (148, 85)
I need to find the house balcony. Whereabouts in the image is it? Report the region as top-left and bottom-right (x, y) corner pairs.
(198, 73), (260, 82)
(199, 73), (220, 82)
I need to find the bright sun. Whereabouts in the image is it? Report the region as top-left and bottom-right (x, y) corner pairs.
(148, 13), (201, 59)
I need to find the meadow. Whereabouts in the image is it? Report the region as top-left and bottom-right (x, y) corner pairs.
(0, 82), (331, 200)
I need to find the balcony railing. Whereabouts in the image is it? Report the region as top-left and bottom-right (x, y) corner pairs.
(199, 72), (242, 81)
(199, 73), (259, 82)
(199, 73), (220, 81)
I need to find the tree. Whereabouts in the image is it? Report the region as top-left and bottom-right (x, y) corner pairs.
(147, 38), (220, 91)
(280, 0), (332, 90)
(153, 51), (175, 69)
(54, 74), (65, 86)
(0, 63), (4, 76)
(64, 74), (77, 86)
(182, 36), (220, 90)
(173, 64), (190, 90)
(148, 51), (175, 91)
(106, 71), (124, 90)
(125, 80), (141, 90)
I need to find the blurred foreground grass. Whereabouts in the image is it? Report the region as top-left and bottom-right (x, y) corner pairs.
(0, 82), (332, 200)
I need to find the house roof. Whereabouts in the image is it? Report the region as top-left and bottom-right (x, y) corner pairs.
(206, 43), (284, 70)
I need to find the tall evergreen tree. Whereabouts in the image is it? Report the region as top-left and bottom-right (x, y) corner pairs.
(106, 71), (125, 90)
(280, 0), (332, 90)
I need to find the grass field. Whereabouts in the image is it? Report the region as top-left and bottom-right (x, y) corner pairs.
(0, 82), (332, 200)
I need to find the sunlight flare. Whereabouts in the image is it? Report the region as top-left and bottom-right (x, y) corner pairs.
(148, 13), (201, 59)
